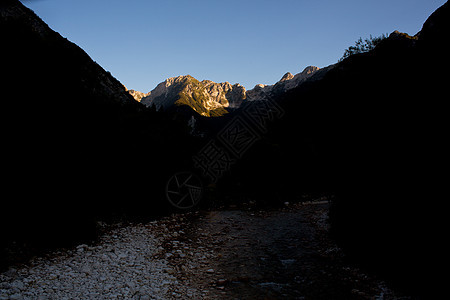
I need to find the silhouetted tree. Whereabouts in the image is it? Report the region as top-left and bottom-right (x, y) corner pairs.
(339, 34), (388, 61)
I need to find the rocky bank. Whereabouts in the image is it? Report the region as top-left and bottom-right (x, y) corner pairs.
(0, 202), (411, 299)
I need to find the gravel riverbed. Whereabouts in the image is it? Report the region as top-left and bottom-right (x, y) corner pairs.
(1, 202), (411, 299)
(0, 219), (202, 300)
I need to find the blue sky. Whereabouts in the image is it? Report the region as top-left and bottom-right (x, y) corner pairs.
(22, 0), (446, 92)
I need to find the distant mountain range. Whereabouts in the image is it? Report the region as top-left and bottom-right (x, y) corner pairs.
(129, 66), (330, 117)
(2, 0), (449, 294)
(139, 75), (246, 117)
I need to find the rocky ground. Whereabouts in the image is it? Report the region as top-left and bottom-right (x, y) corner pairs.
(1, 201), (412, 299)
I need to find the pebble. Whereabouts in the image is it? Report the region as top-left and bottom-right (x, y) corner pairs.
(0, 219), (202, 299)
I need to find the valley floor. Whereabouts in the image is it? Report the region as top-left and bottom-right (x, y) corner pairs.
(1, 202), (411, 299)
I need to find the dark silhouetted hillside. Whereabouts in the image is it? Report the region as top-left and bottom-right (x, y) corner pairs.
(191, 1), (448, 296)
(2, 1), (448, 295)
(228, 1), (448, 295)
(0, 0), (199, 269)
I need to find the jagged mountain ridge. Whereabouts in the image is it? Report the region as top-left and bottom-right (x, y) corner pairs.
(140, 75), (246, 117)
(125, 87), (150, 102)
(245, 65), (331, 102)
(133, 66), (323, 117)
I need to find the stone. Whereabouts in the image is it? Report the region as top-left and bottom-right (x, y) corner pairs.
(81, 265), (91, 275)
(0, 214), (206, 299)
(5, 267), (17, 277)
(0, 283), (11, 290)
(11, 281), (24, 291)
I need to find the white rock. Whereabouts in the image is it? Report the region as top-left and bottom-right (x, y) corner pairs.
(11, 281), (24, 290)
(0, 221), (201, 299)
(81, 266), (91, 275)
